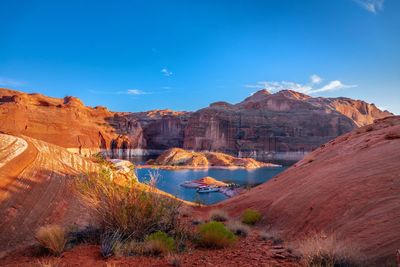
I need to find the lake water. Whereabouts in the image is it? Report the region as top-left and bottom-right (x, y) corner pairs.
(135, 166), (287, 205)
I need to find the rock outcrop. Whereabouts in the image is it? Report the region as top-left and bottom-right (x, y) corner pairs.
(0, 88), (392, 161)
(148, 147), (277, 168)
(221, 116), (400, 264)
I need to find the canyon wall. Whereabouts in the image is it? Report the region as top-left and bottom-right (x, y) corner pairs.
(0, 88), (392, 161)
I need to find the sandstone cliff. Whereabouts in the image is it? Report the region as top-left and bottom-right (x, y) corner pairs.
(0, 88), (391, 160)
(220, 116), (400, 263)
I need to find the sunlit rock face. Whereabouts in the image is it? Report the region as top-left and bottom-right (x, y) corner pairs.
(182, 90), (391, 160)
(0, 88), (392, 160)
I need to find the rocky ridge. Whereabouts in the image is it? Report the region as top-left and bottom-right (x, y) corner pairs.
(0, 88), (391, 161)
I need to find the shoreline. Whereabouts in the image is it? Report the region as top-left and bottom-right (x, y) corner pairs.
(135, 164), (282, 170)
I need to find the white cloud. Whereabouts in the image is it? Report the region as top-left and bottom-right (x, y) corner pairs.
(311, 80), (357, 93)
(245, 75), (357, 95)
(354, 0), (384, 13)
(126, 89), (149, 95)
(0, 77), (25, 87)
(310, 74), (322, 84)
(161, 68), (173, 77)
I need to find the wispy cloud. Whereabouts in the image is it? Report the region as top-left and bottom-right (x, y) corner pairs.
(126, 89), (149, 95)
(161, 68), (173, 77)
(245, 75), (357, 95)
(89, 89), (150, 96)
(0, 77), (26, 87)
(310, 74), (322, 84)
(354, 0), (384, 14)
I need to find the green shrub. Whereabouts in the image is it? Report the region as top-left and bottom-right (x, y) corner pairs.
(209, 209), (229, 222)
(241, 209), (262, 225)
(197, 221), (236, 249)
(35, 225), (66, 256)
(144, 231), (175, 255)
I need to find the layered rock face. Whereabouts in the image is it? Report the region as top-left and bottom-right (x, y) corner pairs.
(221, 116), (400, 263)
(183, 90), (391, 160)
(0, 88), (391, 160)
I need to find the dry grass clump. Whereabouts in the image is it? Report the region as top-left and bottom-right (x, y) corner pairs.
(35, 225), (67, 256)
(35, 258), (62, 267)
(298, 233), (365, 267)
(227, 221), (250, 237)
(74, 168), (185, 258)
(197, 221), (236, 249)
(241, 208), (262, 225)
(209, 209), (229, 222)
(74, 169), (181, 241)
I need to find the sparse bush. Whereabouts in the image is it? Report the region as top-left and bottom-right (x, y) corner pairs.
(197, 221), (236, 249)
(259, 230), (283, 245)
(100, 231), (123, 258)
(143, 231), (175, 255)
(298, 233), (365, 267)
(67, 225), (101, 246)
(241, 209), (262, 225)
(35, 225), (67, 256)
(74, 168), (182, 241)
(227, 221), (250, 237)
(209, 209), (229, 222)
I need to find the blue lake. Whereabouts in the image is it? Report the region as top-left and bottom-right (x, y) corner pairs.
(135, 166), (287, 205)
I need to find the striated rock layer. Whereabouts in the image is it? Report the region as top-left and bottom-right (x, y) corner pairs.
(0, 88), (391, 161)
(0, 133), (99, 257)
(220, 116), (400, 264)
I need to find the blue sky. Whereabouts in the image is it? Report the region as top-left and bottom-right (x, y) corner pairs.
(0, 0), (399, 113)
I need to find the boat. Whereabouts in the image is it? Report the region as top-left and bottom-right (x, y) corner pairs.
(196, 186), (220, 193)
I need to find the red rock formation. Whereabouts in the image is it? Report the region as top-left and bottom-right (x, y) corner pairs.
(221, 116), (400, 264)
(148, 147), (277, 168)
(0, 88), (391, 161)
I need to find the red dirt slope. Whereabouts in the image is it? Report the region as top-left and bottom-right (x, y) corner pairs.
(221, 116), (400, 263)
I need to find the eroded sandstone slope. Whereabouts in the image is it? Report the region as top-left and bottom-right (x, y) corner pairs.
(0, 133), (99, 257)
(221, 116), (400, 263)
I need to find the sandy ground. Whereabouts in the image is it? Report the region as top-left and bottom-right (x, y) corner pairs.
(0, 232), (301, 267)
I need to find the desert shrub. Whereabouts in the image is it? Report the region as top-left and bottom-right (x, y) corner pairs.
(67, 225), (101, 246)
(74, 168), (181, 241)
(259, 230), (283, 245)
(100, 231), (122, 258)
(197, 221), (236, 249)
(35, 225), (67, 256)
(298, 233), (365, 267)
(143, 231), (175, 255)
(209, 209), (229, 222)
(241, 209), (262, 225)
(227, 221), (250, 237)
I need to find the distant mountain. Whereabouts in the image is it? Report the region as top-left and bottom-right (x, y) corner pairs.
(0, 88), (392, 160)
